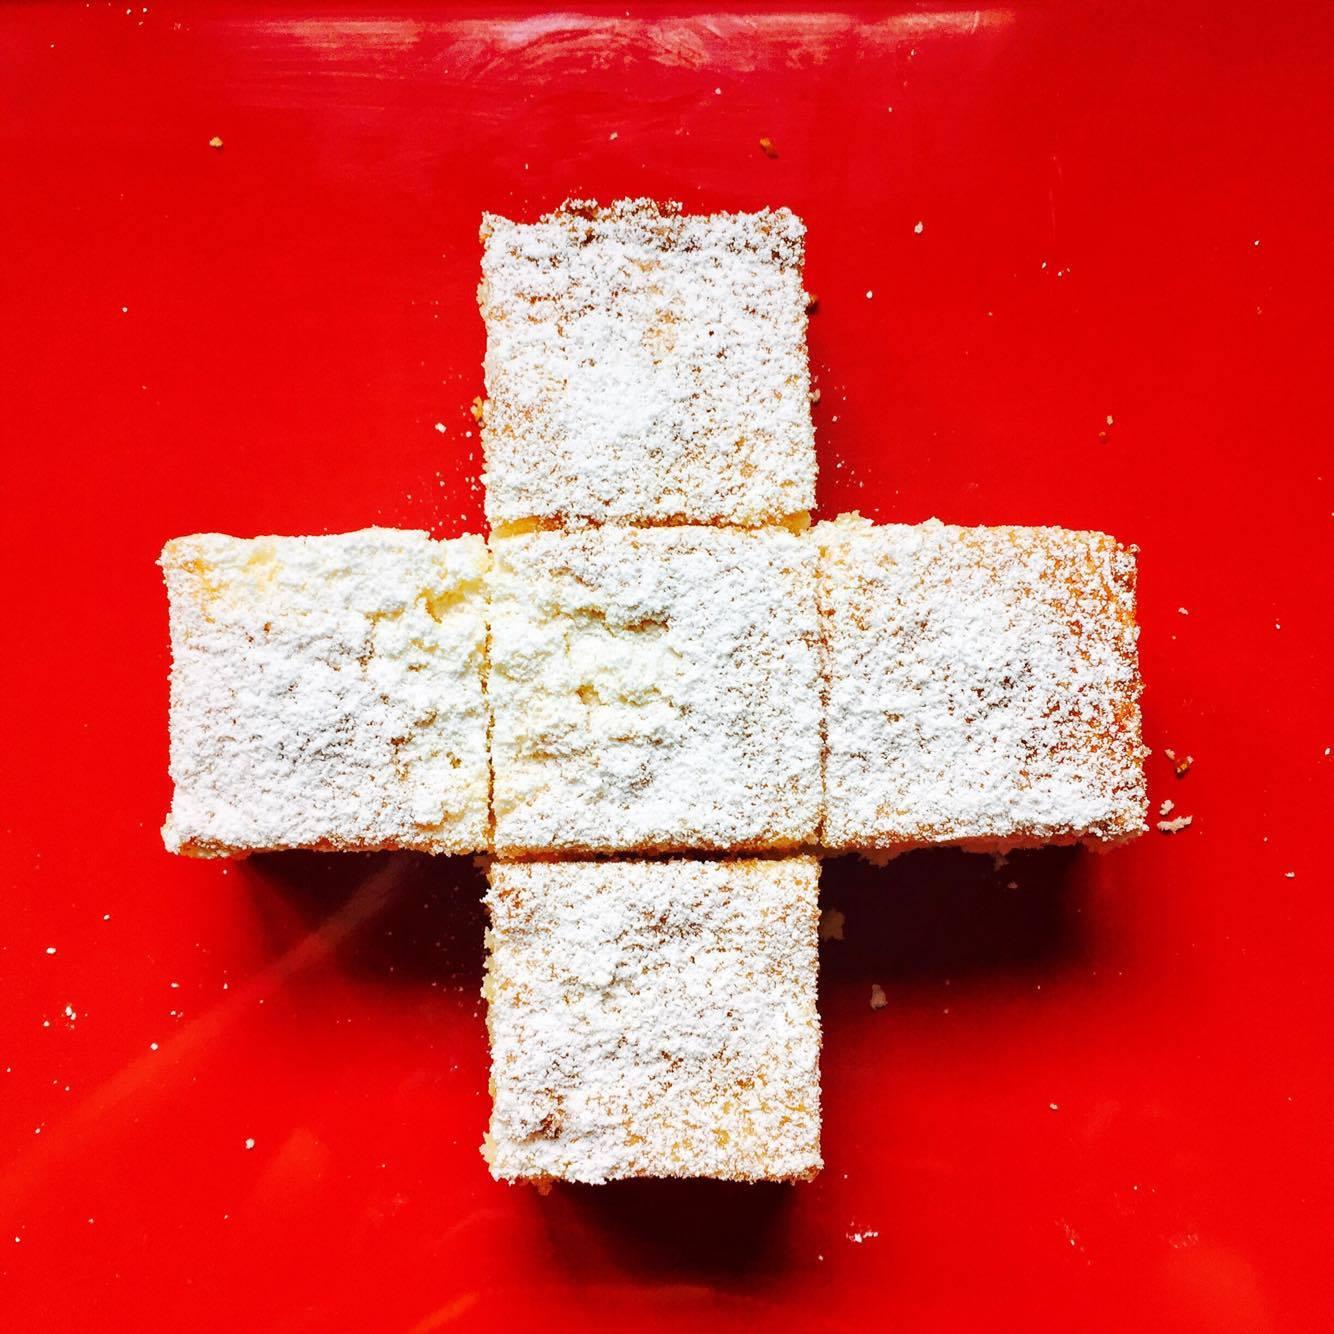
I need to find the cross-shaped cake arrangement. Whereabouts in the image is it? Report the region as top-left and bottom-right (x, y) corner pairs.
(159, 199), (1149, 1187)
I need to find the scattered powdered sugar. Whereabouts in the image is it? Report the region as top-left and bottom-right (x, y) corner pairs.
(160, 529), (490, 856)
(818, 516), (1148, 851)
(483, 858), (822, 1184)
(478, 199), (816, 527)
(488, 526), (822, 855)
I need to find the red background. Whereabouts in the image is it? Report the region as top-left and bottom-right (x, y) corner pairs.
(3, 3), (1332, 1330)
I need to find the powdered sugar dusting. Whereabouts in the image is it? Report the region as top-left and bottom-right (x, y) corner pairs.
(478, 199), (816, 527)
(161, 529), (490, 856)
(488, 526), (822, 855)
(818, 516), (1148, 851)
(483, 857), (822, 1184)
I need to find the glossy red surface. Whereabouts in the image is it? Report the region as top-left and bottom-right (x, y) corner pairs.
(3, 3), (1332, 1329)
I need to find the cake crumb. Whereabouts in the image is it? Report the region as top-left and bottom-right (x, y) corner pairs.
(758, 136), (778, 158)
(819, 908), (845, 942)
(470, 396), (485, 424)
(1159, 798), (1175, 816)
(208, 135), (223, 150)
(869, 983), (887, 1011)
(244, 1137), (255, 1150)
(1163, 748), (1193, 777)
(1156, 815), (1193, 834)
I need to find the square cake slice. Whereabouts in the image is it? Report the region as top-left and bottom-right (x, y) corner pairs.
(478, 199), (816, 528)
(487, 525), (822, 856)
(161, 528), (490, 856)
(818, 515), (1148, 853)
(483, 857), (823, 1184)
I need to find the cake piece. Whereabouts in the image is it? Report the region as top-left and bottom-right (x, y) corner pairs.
(478, 199), (816, 528)
(483, 857), (823, 1184)
(487, 525), (822, 856)
(818, 515), (1148, 853)
(160, 528), (489, 857)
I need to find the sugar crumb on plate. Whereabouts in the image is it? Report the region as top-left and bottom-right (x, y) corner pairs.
(1156, 815), (1193, 834)
(1163, 748), (1194, 777)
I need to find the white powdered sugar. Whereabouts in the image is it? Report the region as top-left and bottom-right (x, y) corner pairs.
(817, 515), (1148, 851)
(160, 529), (490, 856)
(478, 199), (816, 528)
(483, 857), (822, 1184)
(487, 525), (822, 856)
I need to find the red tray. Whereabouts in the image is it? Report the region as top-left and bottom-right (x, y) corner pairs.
(3, 4), (1331, 1330)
